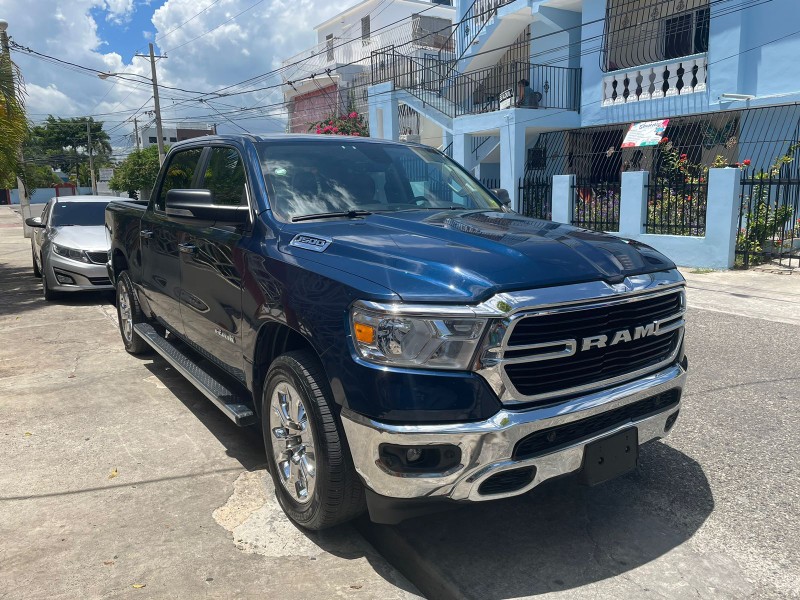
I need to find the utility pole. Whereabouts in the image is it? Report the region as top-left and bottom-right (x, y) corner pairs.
(0, 19), (32, 236)
(86, 121), (97, 195)
(133, 116), (140, 151)
(146, 43), (165, 165)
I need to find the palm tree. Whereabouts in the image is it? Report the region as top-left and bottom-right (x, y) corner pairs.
(0, 50), (27, 191)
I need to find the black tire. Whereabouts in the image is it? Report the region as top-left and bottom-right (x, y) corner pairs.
(31, 242), (41, 278)
(41, 265), (59, 301)
(262, 350), (365, 530)
(116, 270), (150, 355)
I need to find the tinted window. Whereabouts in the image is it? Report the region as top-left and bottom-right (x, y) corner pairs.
(257, 141), (501, 221)
(50, 202), (108, 227)
(203, 147), (247, 206)
(156, 147), (203, 211)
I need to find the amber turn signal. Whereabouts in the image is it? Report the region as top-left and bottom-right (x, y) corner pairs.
(354, 322), (375, 344)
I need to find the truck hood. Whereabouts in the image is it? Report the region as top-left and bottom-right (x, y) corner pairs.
(278, 210), (675, 303)
(51, 225), (109, 252)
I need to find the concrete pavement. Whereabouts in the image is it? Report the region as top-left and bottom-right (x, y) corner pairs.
(0, 206), (420, 599)
(1, 204), (799, 599)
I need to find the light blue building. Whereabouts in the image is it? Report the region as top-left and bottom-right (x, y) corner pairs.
(366, 0), (800, 212)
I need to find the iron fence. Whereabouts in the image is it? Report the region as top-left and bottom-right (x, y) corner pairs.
(737, 165), (800, 268)
(645, 175), (708, 235)
(572, 179), (620, 231)
(480, 177), (500, 189)
(519, 174), (552, 220)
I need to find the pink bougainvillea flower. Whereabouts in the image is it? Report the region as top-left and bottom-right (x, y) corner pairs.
(352, 132), (360, 136)
(349, 112), (358, 119)
(660, 137), (669, 143)
(680, 153), (688, 160)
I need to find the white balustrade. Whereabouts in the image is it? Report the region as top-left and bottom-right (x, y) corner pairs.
(601, 53), (707, 106)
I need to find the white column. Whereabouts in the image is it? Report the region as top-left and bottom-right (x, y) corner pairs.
(551, 174), (574, 224)
(619, 171), (648, 237)
(705, 167), (741, 269)
(452, 132), (470, 170)
(500, 116), (526, 212)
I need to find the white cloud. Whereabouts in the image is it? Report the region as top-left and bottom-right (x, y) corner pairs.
(0, 0), (359, 154)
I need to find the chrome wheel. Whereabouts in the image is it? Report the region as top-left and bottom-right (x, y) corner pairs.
(118, 280), (133, 343)
(269, 382), (316, 504)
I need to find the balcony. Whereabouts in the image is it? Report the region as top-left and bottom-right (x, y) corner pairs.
(372, 49), (581, 118)
(602, 53), (707, 106)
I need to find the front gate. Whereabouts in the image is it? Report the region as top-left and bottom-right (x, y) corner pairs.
(518, 174), (552, 220)
(737, 164), (800, 268)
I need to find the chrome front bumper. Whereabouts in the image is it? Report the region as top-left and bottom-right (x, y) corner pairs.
(341, 363), (686, 502)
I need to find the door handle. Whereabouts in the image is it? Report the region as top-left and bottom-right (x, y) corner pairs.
(179, 243), (197, 255)
(140, 230), (154, 239)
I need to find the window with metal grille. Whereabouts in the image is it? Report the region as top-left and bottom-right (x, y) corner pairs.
(326, 34), (334, 61)
(361, 16), (370, 46)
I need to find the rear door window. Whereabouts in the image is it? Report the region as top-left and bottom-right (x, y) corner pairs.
(155, 147), (204, 212)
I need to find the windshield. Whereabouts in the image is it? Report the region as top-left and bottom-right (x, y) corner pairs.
(256, 141), (502, 221)
(50, 201), (109, 227)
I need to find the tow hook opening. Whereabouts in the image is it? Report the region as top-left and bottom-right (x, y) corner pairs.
(664, 410), (680, 432)
(378, 443), (461, 475)
(478, 466), (537, 496)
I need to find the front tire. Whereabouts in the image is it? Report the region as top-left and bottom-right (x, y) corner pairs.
(31, 242), (41, 278)
(262, 350), (364, 530)
(116, 271), (150, 355)
(42, 265), (59, 301)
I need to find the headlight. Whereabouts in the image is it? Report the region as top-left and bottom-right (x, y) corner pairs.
(52, 244), (90, 263)
(350, 305), (487, 370)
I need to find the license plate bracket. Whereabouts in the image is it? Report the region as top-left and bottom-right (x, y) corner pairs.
(580, 428), (638, 486)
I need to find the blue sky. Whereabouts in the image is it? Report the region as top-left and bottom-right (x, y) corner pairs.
(90, 1), (168, 62)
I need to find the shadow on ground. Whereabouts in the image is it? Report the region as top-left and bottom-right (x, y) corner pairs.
(0, 260), (115, 317)
(371, 440), (713, 599)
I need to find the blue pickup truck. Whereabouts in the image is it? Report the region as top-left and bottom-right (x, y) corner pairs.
(106, 134), (688, 529)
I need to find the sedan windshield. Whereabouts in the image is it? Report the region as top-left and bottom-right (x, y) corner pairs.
(50, 202), (109, 227)
(256, 140), (502, 221)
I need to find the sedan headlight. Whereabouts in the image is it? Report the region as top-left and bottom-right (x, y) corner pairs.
(52, 243), (90, 263)
(350, 305), (487, 370)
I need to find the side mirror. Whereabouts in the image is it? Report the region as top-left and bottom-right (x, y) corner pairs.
(165, 189), (249, 224)
(490, 188), (512, 207)
(25, 216), (45, 228)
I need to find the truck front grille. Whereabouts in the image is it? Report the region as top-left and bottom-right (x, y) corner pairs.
(501, 289), (684, 403)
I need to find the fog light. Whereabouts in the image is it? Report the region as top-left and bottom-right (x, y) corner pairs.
(55, 273), (74, 285)
(406, 448), (423, 463)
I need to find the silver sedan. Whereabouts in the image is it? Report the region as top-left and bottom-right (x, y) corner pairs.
(27, 196), (117, 300)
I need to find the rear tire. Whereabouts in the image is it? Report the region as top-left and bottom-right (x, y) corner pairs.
(262, 350), (365, 530)
(31, 242), (41, 278)
(116, 271), (150, 355)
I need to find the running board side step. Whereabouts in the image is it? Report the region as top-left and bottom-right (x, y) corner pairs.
(134, 323), (257, 426)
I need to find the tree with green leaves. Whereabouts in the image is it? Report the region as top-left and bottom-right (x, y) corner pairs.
(0, 50), (27, 191)
(26, 116), (111, 186)
(109, 145), (162, 199)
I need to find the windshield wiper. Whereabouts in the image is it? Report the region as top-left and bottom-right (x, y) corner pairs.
(292, 209), (372, 222)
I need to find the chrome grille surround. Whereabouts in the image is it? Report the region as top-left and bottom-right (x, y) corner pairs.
(474, 272), (686, 405)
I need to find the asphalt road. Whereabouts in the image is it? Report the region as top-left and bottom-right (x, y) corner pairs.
(1, 205), (798, 599)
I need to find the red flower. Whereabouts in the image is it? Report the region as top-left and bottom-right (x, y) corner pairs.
(734, 162), (740, 167)
(352, 132), (360, 136)
(660, 137), (669, 143)
(700, 177), (705, 183)
(349, 111), (358, 119)
(743, 159), (751, 166)
(332, 126), (339, 133)
(680, 153), (688, 160)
